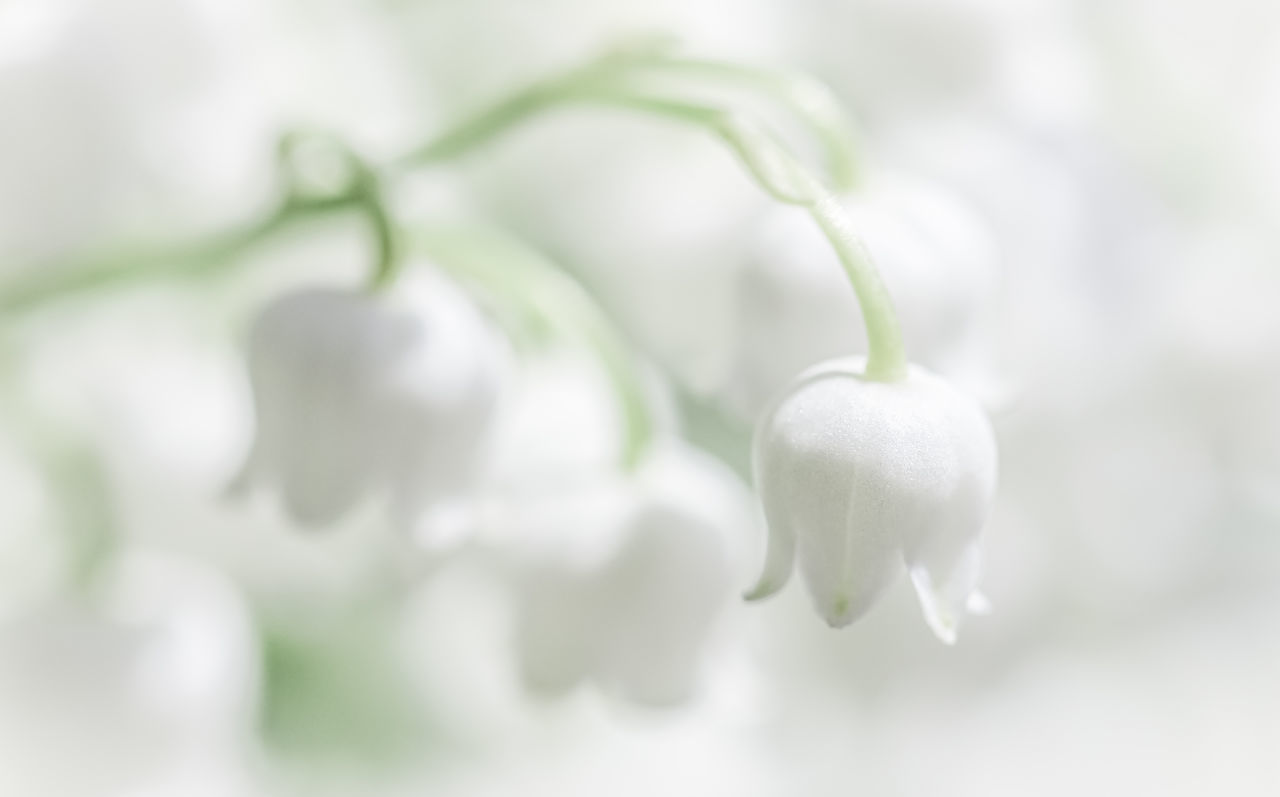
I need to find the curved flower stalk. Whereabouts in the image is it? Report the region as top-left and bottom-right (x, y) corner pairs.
(724, 172), (1001, 418)
(506, 444), (747, 706)
(231, 268), (506, 534)
(748, 357), (997, 643)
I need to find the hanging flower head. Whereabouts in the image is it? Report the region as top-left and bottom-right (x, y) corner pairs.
(748, 356), (997, 643)
(232, 270), (505, 533)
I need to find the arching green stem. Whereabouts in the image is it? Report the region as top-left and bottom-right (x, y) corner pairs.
(277, 130), (400, 291)
(0, 49), (901, 379)
(395, 43), (859, 192)
(0, 203), (298, 316)
(412, 225), (654, 467)
(805, 187), (907, 382)
(562, 91), (907, 382)
(354, 176), (400, 291)
(617, 54), (861, 190)
(396, 40), (675, 168)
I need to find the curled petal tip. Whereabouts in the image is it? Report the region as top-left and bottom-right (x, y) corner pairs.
(744, 516), (796, 603)
(910, 565), (963, 645)
(822, 595), (856, 629)
(743, 579), (781, 603)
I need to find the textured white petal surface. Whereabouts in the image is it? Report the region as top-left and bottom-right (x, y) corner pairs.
(752, 357), (998, 639)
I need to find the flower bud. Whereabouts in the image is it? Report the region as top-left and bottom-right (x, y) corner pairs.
(748, 357), (997, 643)
(508, 444), (747, 706)
(233, 271), (504, 532)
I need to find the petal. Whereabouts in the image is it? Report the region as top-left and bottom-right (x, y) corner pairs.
(811, 473), (906, 628)
(751, 362), (901, 624)
(743, 511), (795, 602)
(513, 569), (597, 697)
(596, 507), (730, 706)
(274, 369), (378, 526)
(894, 367), (999, 587)
(221, 441), (260, 501)
(744, 411), (798, 602)
(907, 537), (985, 645)
(246, 290), (383, 526)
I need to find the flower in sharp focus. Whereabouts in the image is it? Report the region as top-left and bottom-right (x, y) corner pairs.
(748, 357), (998, 644)
(232, 270), (505, 534)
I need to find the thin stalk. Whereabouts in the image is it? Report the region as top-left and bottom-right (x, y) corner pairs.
(0, 197), (353, 317)
(550, 90), (906, 381)
(413, 225), (655, 467)
(622, 55), (860, 190)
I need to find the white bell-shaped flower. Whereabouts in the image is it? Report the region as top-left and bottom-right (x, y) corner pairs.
(748, 357), (997, 643)
(0, 552), (258, 796)
(726, 173), (1000, 418)
(515, 503), (733, 706)
(233, 270), (505, 532)
(507, 444), (748, 706)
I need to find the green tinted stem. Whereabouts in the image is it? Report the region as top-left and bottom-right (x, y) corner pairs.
(0, 197), (355, 317)
(412, 225), (654, 467)
(623, 55), (860, 190)
(395, 43), (664, 168)
(564, 91), (906, 381)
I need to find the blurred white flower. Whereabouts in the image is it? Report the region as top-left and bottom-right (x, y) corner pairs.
(748, 357), (997, 644)
(507, 444), (750, 706)
(232, 270), (506, 534)
(724, 172), (1001, 418)
(0, 552), (259, 797)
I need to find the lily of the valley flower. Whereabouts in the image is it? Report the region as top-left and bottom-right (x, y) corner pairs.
(232, 270), (505, 532)
(515, 502), (733, 706)
(0, 552), (258, 796)
(747, 356), (997, 643)
(508, 445), (746, 706)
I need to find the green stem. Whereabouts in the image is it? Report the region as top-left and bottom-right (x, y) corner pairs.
(394, 45), (860, 194)
(412, 225), (654, 467)
(621, 55), (860, 190)
(354, 176), (400, 291)
(395, 42), (664, 168)
(0, 197), (352, 318)
(554, 91), (907, 381)
(399, 82), (573, 166)
(577, 91), (813, 203)
(0, 51), (901, 379)
(806, 186), (907, 381)
(276, 130), (401, 291)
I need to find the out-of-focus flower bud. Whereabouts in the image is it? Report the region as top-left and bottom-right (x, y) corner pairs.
(509, 444), (748, 706)
(233, 270), (505, 533)
(748, 357), (997, 644)
(0, 553), (258, 796)
(725, 173), (1000, 418)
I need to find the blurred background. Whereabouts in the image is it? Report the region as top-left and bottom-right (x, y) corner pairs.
(1, 0), (1279, 795)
